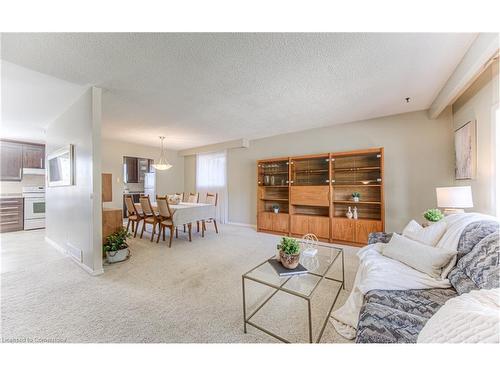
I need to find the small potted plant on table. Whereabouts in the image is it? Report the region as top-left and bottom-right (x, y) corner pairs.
(352, 192), (361, 202)
(278, 237), (301, 269)
(103, 228), (131, 263)
(423, 208), (444, 226)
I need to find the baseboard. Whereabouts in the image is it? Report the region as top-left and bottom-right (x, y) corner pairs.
(44, 236), (104, 276)
(227, 221), (257, 229)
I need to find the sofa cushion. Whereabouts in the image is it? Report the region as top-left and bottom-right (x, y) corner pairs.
(382, 234), (457, 279)
(356, 288), (457, 343)
(403, 220), (447, 246)
(456, 220), (499, 261)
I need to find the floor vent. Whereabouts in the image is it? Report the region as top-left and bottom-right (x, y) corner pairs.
(66, 242), (83, 263)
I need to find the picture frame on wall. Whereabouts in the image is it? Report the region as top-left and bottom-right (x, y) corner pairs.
(454, 120), (477, 180)
(47, 144), (75, 187)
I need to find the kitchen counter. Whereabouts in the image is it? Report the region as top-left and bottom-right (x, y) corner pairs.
(0, 194), (24, 199)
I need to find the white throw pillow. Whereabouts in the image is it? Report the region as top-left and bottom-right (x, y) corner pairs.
(402, 220), (447, 246)
(382, 233), (457, 279)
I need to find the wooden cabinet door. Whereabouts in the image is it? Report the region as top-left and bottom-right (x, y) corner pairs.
(290, 186), (330, 206)
(331, 218), (355, 242)
(355, 220), (382, 244)
(290, 215), (309, 235)
(23, 144), (45, 169)
(272, 213), (289, 233)
(0, 141), (23, 181)
(124, 157), (138, 183)
(308, 216), (330, 239)
(258, 212), (273, 231)
(138, 158), (149, 182)
(102, 173), (113, 203)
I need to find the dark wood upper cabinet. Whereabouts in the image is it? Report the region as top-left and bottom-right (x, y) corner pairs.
(0, 141), (23, 181)
(124, 157), (138, 183)
(23, 144), (45, 169)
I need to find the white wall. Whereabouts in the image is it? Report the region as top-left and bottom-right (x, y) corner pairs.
(185, 109), (455, 232)
(45, 87), (102, 275)
(101, 139), (184, 209)
(452, 60), (499, 215)
(0, 174), (45, 195)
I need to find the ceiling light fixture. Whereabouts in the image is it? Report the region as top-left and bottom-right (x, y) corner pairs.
(152, 136), (172, 171)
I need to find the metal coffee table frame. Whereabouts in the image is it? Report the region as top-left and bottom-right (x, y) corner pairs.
(242, 244), (344, 343)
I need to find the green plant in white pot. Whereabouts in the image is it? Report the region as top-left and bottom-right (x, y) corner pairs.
(352, 192), (361, 202)
(272, 204), (280, 214)
(277, 237), (301, 269)
(103, 228), (131, 263)
(423, 208), (444, 225)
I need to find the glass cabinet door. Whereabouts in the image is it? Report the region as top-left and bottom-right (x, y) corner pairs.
(291, 156), (330, 186)
(332, 153), (381, 186)
(258, 160), (289, 186)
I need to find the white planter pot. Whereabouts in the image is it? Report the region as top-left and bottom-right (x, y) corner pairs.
(353, 197), (360, 202)
(106, 247), (129, 263)
(273, 208), (279, 214)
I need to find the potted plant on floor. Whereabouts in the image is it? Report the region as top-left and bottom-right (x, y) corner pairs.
(278, 237), (301, 269)
(103, 228), (131, 263)
(272, 204), (280, 214)
(351, 192), (361, 202)
(423, 208), (444, 226)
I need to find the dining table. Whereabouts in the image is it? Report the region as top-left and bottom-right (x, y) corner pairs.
(134, 202), (216, 227)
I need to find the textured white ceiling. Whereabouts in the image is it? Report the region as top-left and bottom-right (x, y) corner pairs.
(1, 60), (87, 143)
(1, 33), (476, 149)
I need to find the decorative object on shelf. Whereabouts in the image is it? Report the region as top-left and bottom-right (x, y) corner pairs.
(423, 208), (444, 225)
(264, 175), (270, 185)
(272, 204), (280, 214)
(351, 192), (360, 202)
(278, 237), (301, 269)
(270, 175), (275, 185)
(454, 120), (476, 179)
(436, 186), (473, 215)
(152, 136), (172, 170)
(47, 144), (75, 187)
(103, 228), (131, 264)
(346, 206), (353, 219)
(353, 206), (358, 220)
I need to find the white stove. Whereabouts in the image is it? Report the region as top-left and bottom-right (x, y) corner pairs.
(22, 186), (45, 230)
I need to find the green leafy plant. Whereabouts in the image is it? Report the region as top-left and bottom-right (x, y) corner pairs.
(424, 208), (444, 222)
(278, 237), (300, 255)
(272, 204), (279, 210)
(351, 192), (361, 198)
(103, 228), (131, 255)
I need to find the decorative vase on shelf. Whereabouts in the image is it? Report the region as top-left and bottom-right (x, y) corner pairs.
(346, 206), (353, 219)
(273, 207), (279, 214)
(353, 207), (358, 220)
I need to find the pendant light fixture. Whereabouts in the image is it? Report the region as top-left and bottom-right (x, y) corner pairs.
(152, 136), (172, 171)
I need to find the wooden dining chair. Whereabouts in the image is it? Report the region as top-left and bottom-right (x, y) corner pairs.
(124, 195), (144, 238)
(156, 196), (177, 247)
(187, 192), (199, 203)
(139, 195), (161, 242)
(201, 192), (218, 236)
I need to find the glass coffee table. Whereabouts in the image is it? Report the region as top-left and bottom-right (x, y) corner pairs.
(242, 241), (344, 343)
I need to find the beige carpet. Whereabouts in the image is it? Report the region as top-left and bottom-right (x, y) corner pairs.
(1, 224), (359, 343)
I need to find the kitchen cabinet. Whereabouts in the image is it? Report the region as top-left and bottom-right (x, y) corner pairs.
(23, 144), (45, 169)
(138, 158), (150, 182)
(124, 157), (139, 183)
(0, 141), (23, 181)
(0, 198), (24, 232)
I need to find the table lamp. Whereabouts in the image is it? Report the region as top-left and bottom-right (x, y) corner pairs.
(436, 186), (473, 215)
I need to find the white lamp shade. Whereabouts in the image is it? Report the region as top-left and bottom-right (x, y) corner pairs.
(436, 186), (473, 208)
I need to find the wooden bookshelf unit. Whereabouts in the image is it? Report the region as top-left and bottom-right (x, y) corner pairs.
(257, 148), (384, 246)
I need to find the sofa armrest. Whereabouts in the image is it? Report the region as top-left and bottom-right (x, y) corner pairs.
(368, 232), (394, 245)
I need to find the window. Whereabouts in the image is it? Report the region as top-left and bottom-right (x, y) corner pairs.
(196, 151), (228, 223)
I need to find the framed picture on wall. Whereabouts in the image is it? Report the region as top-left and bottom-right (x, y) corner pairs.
(47, 144), (75, 187)
(454, 120), (477, 180)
